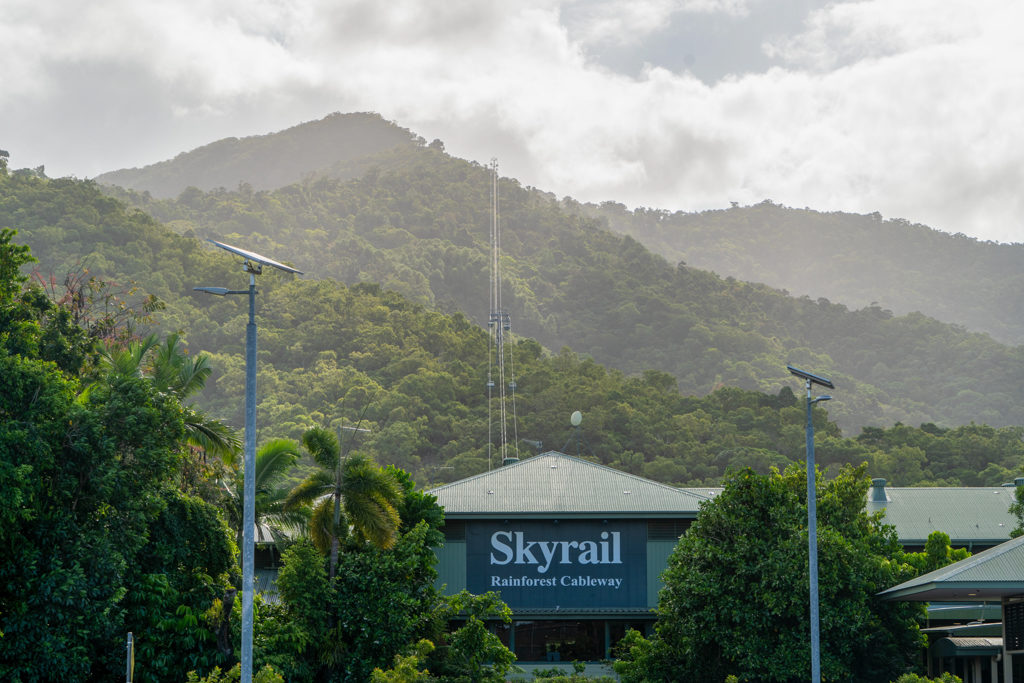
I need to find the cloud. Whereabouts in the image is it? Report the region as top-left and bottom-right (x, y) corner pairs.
(2, 0), (1023, 242)
(564, 0), (756, 47)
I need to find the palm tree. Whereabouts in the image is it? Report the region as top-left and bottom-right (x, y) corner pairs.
(285, 426), (402, 578)
(95, 332), (241, 462)
(224, 438), (309, 556)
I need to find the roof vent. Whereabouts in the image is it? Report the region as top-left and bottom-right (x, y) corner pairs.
(870, 478), (888, 503)
(501, 457), (519, 467)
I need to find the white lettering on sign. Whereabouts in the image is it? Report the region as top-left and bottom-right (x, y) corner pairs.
(488, 575), (624, 589)
(489, 531), (622, 574)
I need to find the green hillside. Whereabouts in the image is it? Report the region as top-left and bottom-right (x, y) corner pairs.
(588, 200), (1024, 346)
(94, 112), (422, 199)
(98, 134), (1024, 434)
(4, 165), (1024, 487)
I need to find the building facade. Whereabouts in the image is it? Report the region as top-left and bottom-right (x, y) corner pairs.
(429, 452), (1021, 665)
(430, 451), (709, 661)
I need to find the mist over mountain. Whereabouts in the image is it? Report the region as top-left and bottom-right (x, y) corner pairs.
(94, 112), (422, 199)
(587, 200), (1024, 346)
(89, 113), (1024, 435)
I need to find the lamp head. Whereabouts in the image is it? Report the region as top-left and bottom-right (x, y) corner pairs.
(194, 286), (230, 296)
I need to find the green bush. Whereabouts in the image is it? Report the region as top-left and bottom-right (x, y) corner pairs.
(185, 663), (284, 683)
(892, 673), (961, 683)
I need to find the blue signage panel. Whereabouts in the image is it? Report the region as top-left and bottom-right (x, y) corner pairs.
(466, 520), (647, 609)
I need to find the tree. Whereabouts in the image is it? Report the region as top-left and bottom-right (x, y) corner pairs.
(270, 521), (444, 680)
(0, 234), (235, 681)
(223, 438), (308, 553)
(616, 464), (926, 682)
(1010, 486), (1024, 538)
(96, 332), (240, 462)
(426, 591), (519, 682)
(902, 531), (970, 573)
(285, 426), (401, 578)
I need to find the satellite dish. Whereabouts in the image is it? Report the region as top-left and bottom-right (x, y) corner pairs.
(570, 410), (582, 427)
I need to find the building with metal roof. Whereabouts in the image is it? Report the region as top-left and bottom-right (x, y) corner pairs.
(431, 450), (712, 518)
(882, 534), (1024, 682)
(867, 478), (1018, 551)
(428, 452), (1022, 671)
(429, 451), (710, 664)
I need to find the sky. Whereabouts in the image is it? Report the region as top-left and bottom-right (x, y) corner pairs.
(2, 0), (1023, 243)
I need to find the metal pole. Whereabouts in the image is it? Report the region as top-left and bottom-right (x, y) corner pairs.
(805, 379), (821, 683)
(241, 272), (257, 683)
(126, 632), (134, 683)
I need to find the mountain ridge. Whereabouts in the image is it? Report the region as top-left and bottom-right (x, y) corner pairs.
(89, 125), (1024, 435)
(95, 112), (421, 198)
(95, 112), (1024, 347)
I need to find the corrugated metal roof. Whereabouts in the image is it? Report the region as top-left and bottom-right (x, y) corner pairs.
(430, 452), (710, 517)
(881, 533), (1024, 601)
(945, 637), (1002, 649)
(932, 636), (1003, 659)
(867, 485), (1016, 544)
(932, 637), (1003, 658)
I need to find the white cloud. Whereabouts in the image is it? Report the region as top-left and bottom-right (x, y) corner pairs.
(565, 0), (755, 47)
(2, 0), (1023, 242)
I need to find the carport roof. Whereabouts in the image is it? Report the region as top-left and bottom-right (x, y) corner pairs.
(880, 533), (1024, 602)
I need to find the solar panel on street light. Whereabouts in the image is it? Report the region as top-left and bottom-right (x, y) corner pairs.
(787, 364), (835, 389)
(208, 239), (304, 275)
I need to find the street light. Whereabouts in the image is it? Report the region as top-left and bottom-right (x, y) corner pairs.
(787, 364), (835, 683)
(195, 239), (302, 683)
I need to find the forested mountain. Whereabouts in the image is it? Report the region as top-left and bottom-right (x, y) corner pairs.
(586, 200), (1024, 346)
(97, 114), (1024, 350)
(94, 112), (422, 199)
(92, 120), (1024, 435)
(4, 165), (1024, 487)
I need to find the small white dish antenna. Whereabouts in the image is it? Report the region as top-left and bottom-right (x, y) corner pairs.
(570, 410), (582, 427)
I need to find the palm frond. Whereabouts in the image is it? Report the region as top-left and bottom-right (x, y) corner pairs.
(254, 438), (301, 490)
(185, 411), (242, 465)
(345, 490), (400, 549)
(301, 426), (340, 470)
(285, 472), (334, 510)
(309, 499), (349, 555)
(175, 350), (212, 399)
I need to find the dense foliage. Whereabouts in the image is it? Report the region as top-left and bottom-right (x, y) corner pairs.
(5, 163), (1024, 487)
(614, 465), (927, 683)
(0, 230), (236, 681)
(0, 231), (519, 681)
(92, 125), (1024, 434)
(591, 199), (1024, 346)
(264, 482), (518, 682)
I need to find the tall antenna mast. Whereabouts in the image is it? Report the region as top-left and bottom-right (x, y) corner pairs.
(487, 160), (520, 468)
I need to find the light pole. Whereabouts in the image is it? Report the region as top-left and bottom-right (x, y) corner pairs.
(196, 239), (301, 683)
(787, 364), (834, 683)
